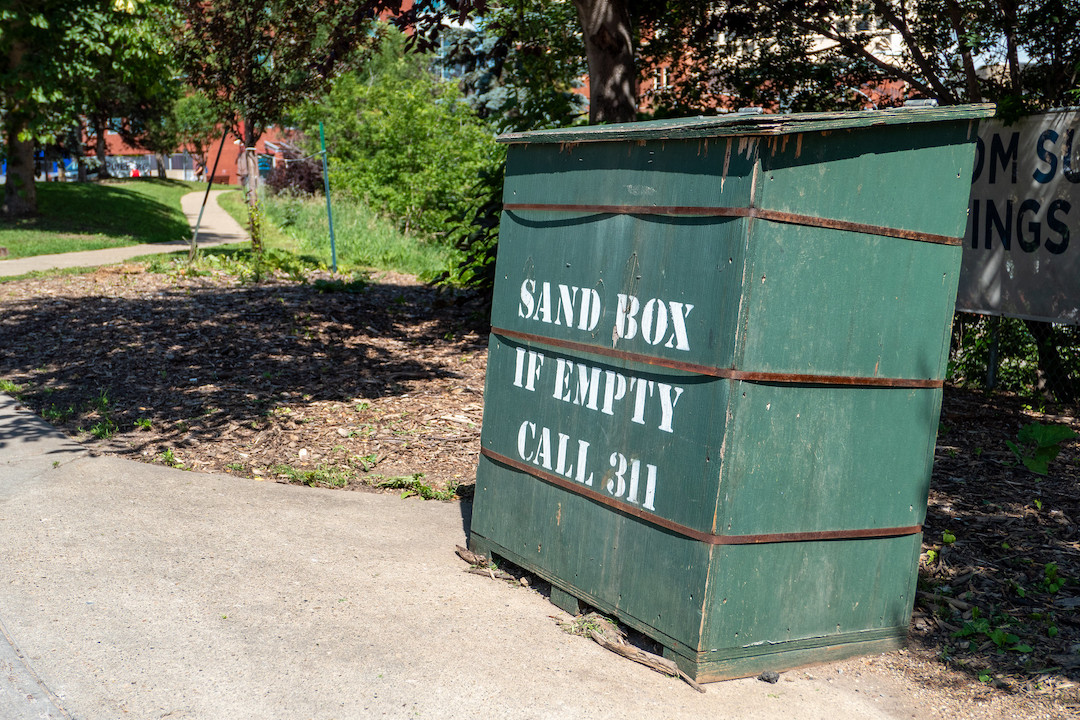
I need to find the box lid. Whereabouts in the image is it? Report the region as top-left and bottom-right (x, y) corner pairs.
(497, 103), (996, 144)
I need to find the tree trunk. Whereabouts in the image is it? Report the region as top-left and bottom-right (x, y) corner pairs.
(2, 37), (37, 217)
(572, 0), (637, 124)
(93, 116), (112, 179)
(996, 0), (1022, 94)
(1023, 319), (1077, 404)
(156, 154), (167, 179)
(242, 120), (263, 257)
(75, 120), (88, 182)
(945, 0), (982, 103)
(2, 125), (37, 218)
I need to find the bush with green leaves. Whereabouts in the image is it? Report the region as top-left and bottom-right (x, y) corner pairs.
(294, 27), (499, 240)
(949, 313), (1080, 404)
(432, 2), (588, 294)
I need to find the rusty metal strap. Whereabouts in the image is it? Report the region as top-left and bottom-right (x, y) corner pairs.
(503, 203), (962, 246)
(492, 328), (944, 389)
(481, 448), (922, 545)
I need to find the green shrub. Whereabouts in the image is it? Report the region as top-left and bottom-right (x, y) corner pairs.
(294, 26), (499, 240)
(949, 313), (1080, 403)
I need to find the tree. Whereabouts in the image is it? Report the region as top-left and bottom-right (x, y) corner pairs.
(171, 91), (220, 179)
(666, 1), (1080, 114)
(433, 2), (588, 294)
(1, 0), (180, 215)
(175, 0), (398, 256)
(396, 0), (642, 124)
(0, 0), (112, 217)
(79, 0), (180, 179)
(296, 27), (498, 238)
(443, 2), (587, 132)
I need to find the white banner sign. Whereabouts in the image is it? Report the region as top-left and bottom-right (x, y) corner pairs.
(957, 109), (1080, 324)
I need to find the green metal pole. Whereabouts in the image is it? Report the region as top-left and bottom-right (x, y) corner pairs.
(190, 131), (229, 262)
(319, 121), (337, 273)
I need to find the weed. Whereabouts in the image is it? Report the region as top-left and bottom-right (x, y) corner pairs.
(1006, 422), (1078, 476)
(89, 418), (117, 439)
(43, 404), (74, 423)
(271, 463), (352, 488)
(1042, 563), (1068, 594)
(559, 611), (619, 638)
(225, 462), (245, 472)
(350, 453), (379, 471)
(953, 616), (1031, 653)
(0, 378), (24, 397)
(159, 448), (182, 468)
(90, 388), (110, 413)
(134, 418), (152, 431)
(375, 473), (458, 500)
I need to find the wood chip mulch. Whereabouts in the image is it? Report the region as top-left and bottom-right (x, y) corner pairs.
(0, 263), (488, 495)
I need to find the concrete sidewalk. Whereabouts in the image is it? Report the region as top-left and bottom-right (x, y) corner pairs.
(0, 394), (922, 719)
(0, 189), (248, 278)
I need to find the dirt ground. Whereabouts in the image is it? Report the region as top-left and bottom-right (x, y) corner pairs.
(0, 263), (1077, 718)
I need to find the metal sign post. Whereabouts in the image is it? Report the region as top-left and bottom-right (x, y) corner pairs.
(319, 121), (338, 273)
(190, 132), (230, 262)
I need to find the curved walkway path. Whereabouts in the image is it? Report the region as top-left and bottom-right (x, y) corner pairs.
(0, 189), (248, 278)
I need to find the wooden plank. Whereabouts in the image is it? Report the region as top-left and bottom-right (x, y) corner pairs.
(664, 631), (908, 682)
(549, 585), (583, 615)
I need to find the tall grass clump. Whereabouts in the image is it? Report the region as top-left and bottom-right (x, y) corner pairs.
(261, 192), (458, 279)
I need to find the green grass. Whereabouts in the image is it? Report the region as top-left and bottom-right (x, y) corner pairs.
(257, 192), (459, 279)
(216, 190), (295, 254)
(0, 179), (200, 258)
(271, 463), (353, 488)
(375, 473), (459, 500)
(0, 378), (24, 397)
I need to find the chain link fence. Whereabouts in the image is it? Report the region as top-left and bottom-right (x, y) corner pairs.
(949, 312), (1080, 408)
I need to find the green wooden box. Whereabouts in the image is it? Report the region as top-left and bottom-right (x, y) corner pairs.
(469, 105), (995, 681)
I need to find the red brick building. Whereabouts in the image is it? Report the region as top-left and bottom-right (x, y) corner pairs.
(87, 125), (294, 185)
